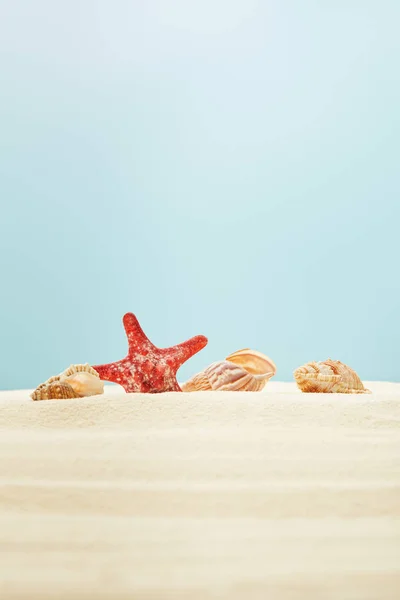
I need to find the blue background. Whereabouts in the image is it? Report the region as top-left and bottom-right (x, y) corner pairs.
(1, 1), (399, 389)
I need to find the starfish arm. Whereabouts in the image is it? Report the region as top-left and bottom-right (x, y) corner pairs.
(167, 379), (182, 393)
(164, 334), (208, 369)
(93, 313), (207, 394)
(92, 360), (126, 384)
(123, 313), (155, 355)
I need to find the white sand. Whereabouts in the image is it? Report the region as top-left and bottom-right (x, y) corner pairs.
(0, 382), (399, 599)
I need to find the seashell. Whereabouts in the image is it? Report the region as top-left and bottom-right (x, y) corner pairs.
(31, 381), (80, 401)
(294, 359), (370, 394)
(32, 363), (104, 401)
(61, 372), (104, 397)
(225, 348), (277, 377)
(58, 363), (99, 380)
(181, 348), (276, 392)
(42, 363), (98, 386)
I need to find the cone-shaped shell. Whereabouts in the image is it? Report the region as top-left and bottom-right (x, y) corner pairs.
(294, 359), (370, 394)
(31, 381), (80, 401)
(181, 349), (276, 392)
(32, 363), (104, 400)
(62, 372), (104, 397)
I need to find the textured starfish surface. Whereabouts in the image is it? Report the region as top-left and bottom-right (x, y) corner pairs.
(93, 313), (208, 393)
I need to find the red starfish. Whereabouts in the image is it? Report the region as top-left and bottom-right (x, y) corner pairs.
(93, 313), (208, 393)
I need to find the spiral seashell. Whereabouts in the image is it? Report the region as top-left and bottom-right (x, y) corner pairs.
(32, 363), (104, 401)
(181, 348), (277, 392)
(59, 363), (99, 380)
(42, 363), (98, 385)
(31, 381), (80, 401)
(294, 359), (370, 393)
(62, 372), (104, 397)
(225, 348), (277, 376)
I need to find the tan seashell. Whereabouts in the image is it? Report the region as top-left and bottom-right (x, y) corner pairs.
(294, 359), (370, 394)
(31, 381), (80, 401)
(32, 363), (103, 401)
(182, 369), (213, 392)
(44, 363), (100, 385)
(181, 349), (276, 392)
(59, 363), (99, 380)
(226, 348), (277, 377)
(62, 372), (104, 397)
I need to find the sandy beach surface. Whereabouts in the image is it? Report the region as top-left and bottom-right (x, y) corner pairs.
(0, 381), (399, 599)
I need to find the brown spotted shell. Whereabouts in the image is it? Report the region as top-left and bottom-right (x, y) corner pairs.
(294, 359), (370, 393)
(31, 363), (104, 401)
(31, 381), (80, 401)
(181, 348), (277, 392)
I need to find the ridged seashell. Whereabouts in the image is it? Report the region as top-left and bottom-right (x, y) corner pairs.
(31, 381), (80, 401)
(294, 359), (370, 394)
(31, 363), (104, 401)
(225, 348), (277, 376)
(181, 348), (277, 392)
(59, 363), (99, 380)
(61, 372), (104, 397)
(44, 363), (99, 385)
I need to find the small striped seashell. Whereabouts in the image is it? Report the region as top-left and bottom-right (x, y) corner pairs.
(31, 381), (80, 401)
(294, 359), (370, 394)
(181, 348), (277, 392)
